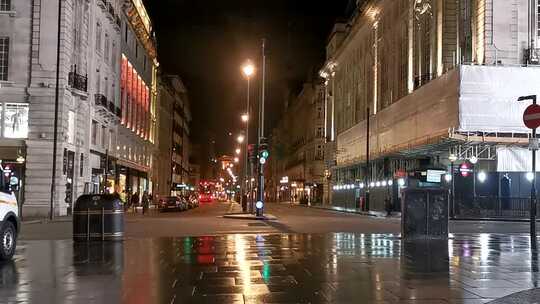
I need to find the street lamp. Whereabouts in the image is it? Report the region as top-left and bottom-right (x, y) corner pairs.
(237, 135), (244, 144)
(241, 60), (255, 213)
(235, 148), (241, 155)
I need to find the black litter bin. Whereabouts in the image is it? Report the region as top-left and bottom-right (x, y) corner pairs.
(73, 194), (124, 242)
(401, 188), (449, 240)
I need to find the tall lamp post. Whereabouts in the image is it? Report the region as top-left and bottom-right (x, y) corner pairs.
(257, 39), (267, 217)
(241, 61), (254, 213)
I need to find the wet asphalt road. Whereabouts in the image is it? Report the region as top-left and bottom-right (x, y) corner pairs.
(3, 201), (540, 303)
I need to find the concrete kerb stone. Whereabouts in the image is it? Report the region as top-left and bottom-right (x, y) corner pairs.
(222, 213), (278, 221)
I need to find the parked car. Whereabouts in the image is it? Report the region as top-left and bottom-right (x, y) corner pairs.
(158, 196), (187, 212)
(0, 190), (19, 261)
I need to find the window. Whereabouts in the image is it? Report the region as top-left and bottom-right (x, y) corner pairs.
(104, 33), (110, 61)
(101, 126), (107, 148)
(91, 120), (98, 145)
(0, 37), (8, 81)
(111, 42), (116, 67)
(67, 110), (75, 144)
(135, 43), (138, 58)
(4, 103), (28, 138)
(124, 22), (128, 43)
(0, 0), (10, 11)
(80, 153), (84, 177)
(143, 55), (147, 71)
(109, 130), (113, 150)
(95, 22), (102, 52)
(316, 127), (324, 138)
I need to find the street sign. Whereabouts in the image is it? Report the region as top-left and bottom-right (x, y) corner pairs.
(523, 104), (540, 129)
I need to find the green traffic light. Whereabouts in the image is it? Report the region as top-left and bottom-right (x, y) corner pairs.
(261, 150), (269, 159)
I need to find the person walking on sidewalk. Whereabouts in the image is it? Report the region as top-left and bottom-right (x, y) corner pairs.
(131, 191), (140, 213)
(142, 191), (149, 215)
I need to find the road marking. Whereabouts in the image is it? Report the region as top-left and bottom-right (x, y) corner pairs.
(172, 278), (178, 288)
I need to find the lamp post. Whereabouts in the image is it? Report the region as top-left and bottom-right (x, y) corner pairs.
(241, 61), (254, 213)
(257, 39), (267, 217)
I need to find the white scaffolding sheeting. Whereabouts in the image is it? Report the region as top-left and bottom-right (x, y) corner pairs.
(497, 146), (540, 172)
(459, 65), (540, 133)
(337, 70), (459, 166)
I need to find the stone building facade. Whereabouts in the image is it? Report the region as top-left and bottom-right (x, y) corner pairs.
(0, 0), (125, 217)
(269, 82), (325, 204)
(320, 0), (540, 212)
(155, 75), (192, 198)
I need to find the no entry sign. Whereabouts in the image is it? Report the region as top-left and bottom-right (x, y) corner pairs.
(523, 104), (540, 129)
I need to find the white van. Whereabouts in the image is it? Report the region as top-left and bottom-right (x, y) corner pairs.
(0, 186), (19, 260)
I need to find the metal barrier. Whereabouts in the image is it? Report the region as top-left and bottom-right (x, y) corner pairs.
(455, 197), (540, 219)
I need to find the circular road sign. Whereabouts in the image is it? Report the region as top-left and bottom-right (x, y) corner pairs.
(523, 104), (540, 129)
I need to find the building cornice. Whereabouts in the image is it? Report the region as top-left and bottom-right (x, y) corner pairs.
(123, 0), (157, 61)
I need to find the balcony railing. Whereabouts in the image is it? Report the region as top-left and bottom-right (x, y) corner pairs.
(95, 94), (108, 107)
(107, 2), (115, 21)
(108, 101), (116, 113)
(97, 0), (106, 10)
(68, 71), (88, 92)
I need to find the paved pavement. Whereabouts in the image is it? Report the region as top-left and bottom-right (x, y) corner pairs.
(7, 201), (540, 303)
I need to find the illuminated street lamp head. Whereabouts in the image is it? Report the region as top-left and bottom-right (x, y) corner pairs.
(234, 157), (239, 163)
(237, 135), (245, 144)
(241, 114), (249, 122)
(235, 148), (241, 155)
(242, 61), (255, 78)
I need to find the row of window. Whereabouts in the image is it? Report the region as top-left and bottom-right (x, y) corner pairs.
(0, 37), (8, 81)
(91, 120), (113, 149)
(120, 56), (151, 140)
(0, 0), (10, 11)
(95, 22), (117, 68)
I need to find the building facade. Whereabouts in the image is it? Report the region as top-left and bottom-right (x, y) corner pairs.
(0, 0), (159, 217)
(155, 74), (192, 197)
(116, 0), (158, 202)
(0, 0), (125, 217)
(269, 82), (326, 204)
(320, 0), (540, 213)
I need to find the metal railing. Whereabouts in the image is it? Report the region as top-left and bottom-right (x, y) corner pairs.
(455, 196), (540, 219)
(68, 71), (88, 92)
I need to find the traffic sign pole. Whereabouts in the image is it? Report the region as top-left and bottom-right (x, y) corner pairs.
(521, 95), (538, 249)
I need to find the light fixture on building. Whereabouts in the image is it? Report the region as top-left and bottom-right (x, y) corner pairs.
(376, 181), (381, 187)
(469, 156), (478, 164)
(398, 178), (406, 187)
(370, 182), (375, 188)
(16, 155), (25, 164)
(359, 183), (365, 189)
(382, 181), (387, 187)
(449, 154), (458, 162)
(444, 173), (452, 182)
(477, 171), (487, 183)
(388, 180), (393, 186)
(526, 172), (535, 182)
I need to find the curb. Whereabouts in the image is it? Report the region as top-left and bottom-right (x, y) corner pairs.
(223, 213), (278, 221)
(295, 203), (392, 218)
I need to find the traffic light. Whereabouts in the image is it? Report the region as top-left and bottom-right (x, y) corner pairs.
(259, 138), (269, 165)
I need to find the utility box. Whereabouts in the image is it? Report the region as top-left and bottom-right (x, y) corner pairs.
(401, 188), (449, 240)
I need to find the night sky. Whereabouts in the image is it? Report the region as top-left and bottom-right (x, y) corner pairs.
(143, 0), (353, 176)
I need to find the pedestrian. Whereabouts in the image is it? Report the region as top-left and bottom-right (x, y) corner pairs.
(131, 191), (139, 213)
(142, 191), (149, 215)
(384, 196), (392, 217)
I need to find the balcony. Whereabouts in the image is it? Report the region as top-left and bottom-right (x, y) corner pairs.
(94, 94), (119, 124)
(94, 94), (107, 107)
(97, 0), (106, 10)
(68, 71), (88, 92)
(106, 2), (115, 22)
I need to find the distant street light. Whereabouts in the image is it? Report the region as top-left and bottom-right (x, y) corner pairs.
(241, 114), (249, 122)
(234, 157), (239, 163)
(235, 148), (241, 155)
(237, 135), (245, 144)
(242, 62), (255, 78)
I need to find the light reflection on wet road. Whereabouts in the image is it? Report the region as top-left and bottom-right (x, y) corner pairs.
(1, 233), (539, 303)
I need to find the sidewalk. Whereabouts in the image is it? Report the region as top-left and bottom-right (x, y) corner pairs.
(283, 201), (401, 218)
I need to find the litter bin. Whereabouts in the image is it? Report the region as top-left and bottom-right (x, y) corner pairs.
(401, 188), (448, 240)
(73, 194), (124, 242)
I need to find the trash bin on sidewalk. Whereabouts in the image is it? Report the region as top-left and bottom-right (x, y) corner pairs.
(73, 194), (124, 242)
(401, 188), (449, 240)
